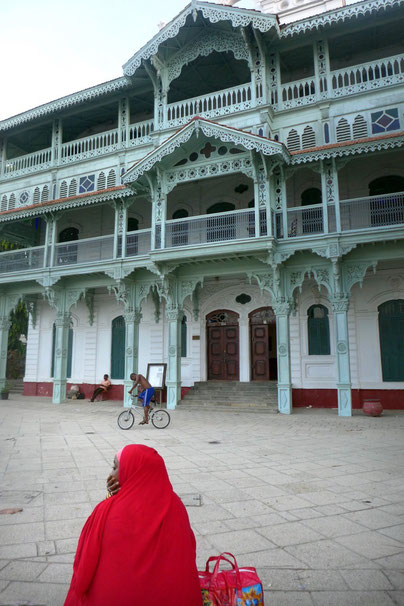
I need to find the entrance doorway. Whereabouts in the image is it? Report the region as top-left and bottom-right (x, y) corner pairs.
(206, 310), (239, 380)
(249, 307), (277, 381)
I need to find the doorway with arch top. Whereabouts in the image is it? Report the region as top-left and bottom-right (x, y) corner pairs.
(206, 310), (239, 380)
(249, 307), (277, 381)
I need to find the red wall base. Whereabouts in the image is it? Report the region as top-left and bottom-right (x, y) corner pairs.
(293, 388), (404, 410)
(24, 382), (124, 401)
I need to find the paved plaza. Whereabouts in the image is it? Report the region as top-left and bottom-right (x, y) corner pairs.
(0, 397), (403, 605)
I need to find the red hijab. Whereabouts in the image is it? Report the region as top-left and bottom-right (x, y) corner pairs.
(64, 445), (202, 606)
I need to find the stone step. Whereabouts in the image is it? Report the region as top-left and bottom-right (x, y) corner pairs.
(183, 394), (278, 403)
(8, 379), (24, 393)
(178, 402), (279, 413)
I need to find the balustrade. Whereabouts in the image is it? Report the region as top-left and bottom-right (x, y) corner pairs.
(0, 246), (44, 274)
(165, 208), (256, 248)
(166, 83), (254, 128)
(339, 191), (404, 231)
(280, 77), (316, 110)
(60, 129), (120, 164)
(54, 234), (114, 266)
(3, 149), (52, 178)
(127, 120), (154, 146)
(331, 53), (404, 97)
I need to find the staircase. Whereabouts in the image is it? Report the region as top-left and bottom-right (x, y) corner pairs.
(8, 379), (24, 395)
(178, 381), (278, 413)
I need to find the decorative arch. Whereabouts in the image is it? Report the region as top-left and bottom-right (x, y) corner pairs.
(369, 175), (404, 196)
(378, 300), (404, 381)
(166, 31), (250, 87)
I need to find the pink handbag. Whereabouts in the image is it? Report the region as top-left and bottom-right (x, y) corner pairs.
(198, 552), (264, 606)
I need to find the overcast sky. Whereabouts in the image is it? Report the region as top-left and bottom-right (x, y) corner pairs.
(0, 0), (255, 120)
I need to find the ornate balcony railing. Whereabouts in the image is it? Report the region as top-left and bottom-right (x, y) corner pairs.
(0, 246), (44, 273)
(331, 54), (404, 97)
(60, 129), (120, 164)
(54, 235), (115, 266)
(3, 149), (52, 178)
(280, 77), (316, 110)
(165, 208), (256, 248)
(339, 191), (404, 231)
(166, 83), (255, 128)
(127, 120), (154, 146)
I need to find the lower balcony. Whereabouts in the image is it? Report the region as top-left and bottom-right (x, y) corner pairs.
(0, 193), (402, 277)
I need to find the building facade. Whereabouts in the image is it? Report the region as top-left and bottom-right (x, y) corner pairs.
(0, 0), (403, 415)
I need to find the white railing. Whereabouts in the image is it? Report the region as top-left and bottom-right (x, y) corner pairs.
(60, 129), (120, 164)
(165, 208), (256, 248)
(331, 53), (404, 97)
(54, 234), (114, 266)
(166, 83), (254, 128)
(0, 246), (44, 274)
(127, 120), (154, 146)
(280, 77), (316, 110)
(276, 205), (324, 238)
(3, 149), (52, 178)
(125, 229), (152, 256)
(340, 192), (404, 231)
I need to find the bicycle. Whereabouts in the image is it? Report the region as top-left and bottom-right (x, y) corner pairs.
(117, 396), (170, 430)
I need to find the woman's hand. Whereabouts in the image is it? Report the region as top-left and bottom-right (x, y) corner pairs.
(106, 471), (120, 496)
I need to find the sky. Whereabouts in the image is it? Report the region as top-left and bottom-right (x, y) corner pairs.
(0, 0), (255, 121)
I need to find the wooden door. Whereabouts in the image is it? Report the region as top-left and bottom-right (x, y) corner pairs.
(207, 310), (239, 380)
(111, 316), (125, 380)
(250, 308), (277, 381)
(379, 300), (404, 381)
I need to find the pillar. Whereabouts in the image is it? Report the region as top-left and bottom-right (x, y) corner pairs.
(332, 297), (352, 417)
(123, 309), (141, 408)
(0, 316), (11, 392)
(118, 97), (130, 148)
(314, 39), (330, 102)
(51, 119), (62, 167)
(166, 306), (182, 410)
(52, 312), (70, 404)
(273, 301), (292, 414)
(321, 159), (340, 233)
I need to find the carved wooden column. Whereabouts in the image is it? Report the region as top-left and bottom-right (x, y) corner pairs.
(43, 214), (57, 268)
(166, 305), (182, 410)
(0, 316), (11, 392)
(52, 311), (71, 404)
(314, 39), (331, 102)
(123, 308), (142, 408)
(273, 300), (292, 414)
(118, 97), (130, 148)
(113, 201), (128, 259)
(331, 295), (352, 417)
(51, 119), (62, 168)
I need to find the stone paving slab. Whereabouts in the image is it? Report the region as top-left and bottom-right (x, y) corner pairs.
(0, 396), (404, 605)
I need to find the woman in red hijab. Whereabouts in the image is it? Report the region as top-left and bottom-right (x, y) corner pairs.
(64, 444), (202, 606)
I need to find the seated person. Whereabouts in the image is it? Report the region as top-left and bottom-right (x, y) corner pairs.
(90, 374), (111, 402)
(128, 373), (154, 425)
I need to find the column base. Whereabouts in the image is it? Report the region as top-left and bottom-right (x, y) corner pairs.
(166, 382), (180, 410)
(123, 380), (133, 408)
(337, 384), (352, 417)
(278, 384), (292, 414)
(52, 380), (66, 404)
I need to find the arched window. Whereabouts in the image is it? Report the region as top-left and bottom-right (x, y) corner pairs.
(286, 129), (300, 151)
(172, 209), (189, 220)
(308, 305), (330, 355)
(51, 322), (73, 378)
(378, 300), (404, 381)
(127, 217), (139, 232)
(59, 227), (79, 243)
(59, 181), (68, 198)
(111, 316), (125, 380)
(206, 202), (235, 214)
(369, 175), (404, 196)
(181, 315), (187, 358)
(301, 188), (322, 206)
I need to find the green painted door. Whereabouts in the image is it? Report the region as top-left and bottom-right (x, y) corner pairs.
(379, 300), (404, 381)
(111, 316), (125, 380)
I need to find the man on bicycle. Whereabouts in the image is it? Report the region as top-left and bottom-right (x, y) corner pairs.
(128, 373), (154, 425)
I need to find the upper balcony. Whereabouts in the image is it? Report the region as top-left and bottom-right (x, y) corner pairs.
(0, 191), (402, 279)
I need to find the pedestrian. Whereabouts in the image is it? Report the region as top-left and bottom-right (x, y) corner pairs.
(64, 444), (202, 606)
(128, 372), (154, 424)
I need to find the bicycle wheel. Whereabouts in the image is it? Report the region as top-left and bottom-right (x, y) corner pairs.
(151, 409), (170, 429)
(117, 410), (135, 430)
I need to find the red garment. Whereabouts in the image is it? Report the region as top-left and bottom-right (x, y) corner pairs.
(64, 445), (202, 606)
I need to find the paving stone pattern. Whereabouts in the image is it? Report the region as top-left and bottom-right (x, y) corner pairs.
(0, 397), (403, 605)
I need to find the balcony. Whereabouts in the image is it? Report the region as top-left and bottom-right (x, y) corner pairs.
(276, 192), (404, 238)
(0, 194), (402, 277)
(277, 53), (404, 110)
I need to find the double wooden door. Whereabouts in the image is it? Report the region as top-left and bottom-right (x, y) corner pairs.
(207, 310), (239, 380)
